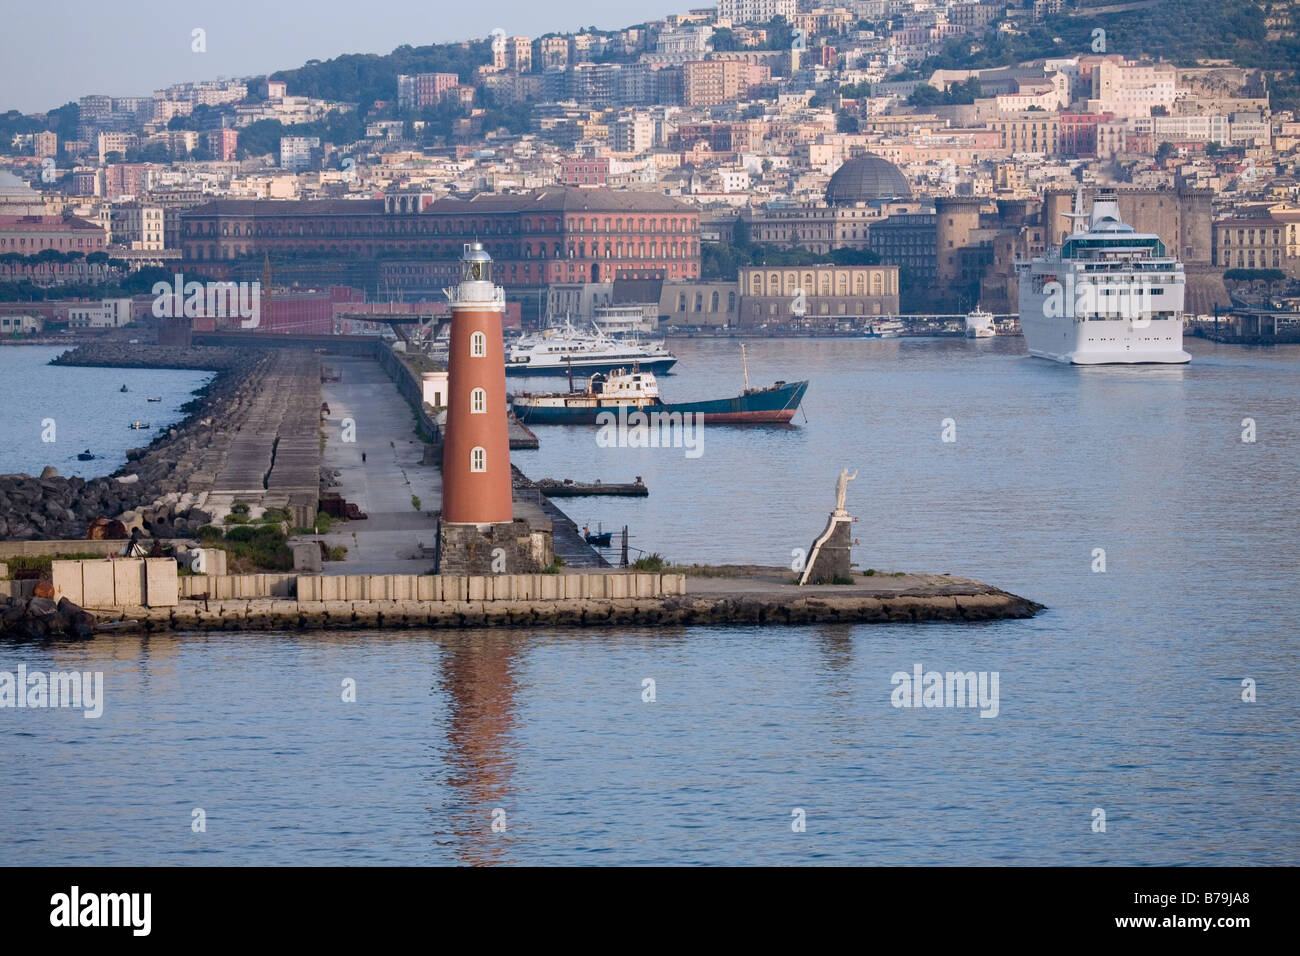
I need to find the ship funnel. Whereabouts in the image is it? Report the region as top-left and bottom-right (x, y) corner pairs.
(1090, 189), (1122, 228)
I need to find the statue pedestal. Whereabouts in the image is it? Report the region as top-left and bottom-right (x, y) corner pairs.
(798, 509), (854, 586)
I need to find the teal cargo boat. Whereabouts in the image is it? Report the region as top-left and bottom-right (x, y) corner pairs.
(510, 366), (808, 425)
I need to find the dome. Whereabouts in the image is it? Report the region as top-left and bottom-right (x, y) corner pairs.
(825, 154), (911, 205)
(0, 170), (38, 198)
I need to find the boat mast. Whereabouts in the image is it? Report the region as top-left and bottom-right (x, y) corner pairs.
(741, 343), (750, 391)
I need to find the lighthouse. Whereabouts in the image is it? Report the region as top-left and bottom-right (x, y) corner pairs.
(441, 243), (512, 527)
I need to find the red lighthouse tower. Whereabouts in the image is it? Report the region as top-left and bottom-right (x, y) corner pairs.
(441, 243), (512, 526)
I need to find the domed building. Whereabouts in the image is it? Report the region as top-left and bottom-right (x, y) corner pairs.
(825, 154), (911, 205)
(0, 170), (46, 216)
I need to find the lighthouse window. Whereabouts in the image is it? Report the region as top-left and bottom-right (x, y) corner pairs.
(470, 446), (486, 472)
(471, 387), (486, 413)
(470, 331), (486, 357)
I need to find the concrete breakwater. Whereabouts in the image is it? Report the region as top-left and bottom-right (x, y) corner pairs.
(79, 570), (1040, 632)
(1, 343), (319, 540)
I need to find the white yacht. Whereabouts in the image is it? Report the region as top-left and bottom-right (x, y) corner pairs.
(1016, 189), (1190, 364)
(964, 307), (997, 338)
(864, 319), (905, 339)
(506, 318), (677, 375)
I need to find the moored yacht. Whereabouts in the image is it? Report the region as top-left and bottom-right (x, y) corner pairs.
(506, 318), (677, 375)
(964, 307), (996, 338)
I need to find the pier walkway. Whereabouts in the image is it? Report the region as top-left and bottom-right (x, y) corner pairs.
(317, 356), (443, 574)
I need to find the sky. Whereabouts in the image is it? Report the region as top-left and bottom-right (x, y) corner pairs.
(1, 0), (670, 114)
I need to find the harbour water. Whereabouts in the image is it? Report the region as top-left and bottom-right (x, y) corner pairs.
(3, 336), (1298, 865)
(0, 345), (214, 479)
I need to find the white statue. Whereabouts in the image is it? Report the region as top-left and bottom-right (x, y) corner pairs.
(834, 468), (858, 513)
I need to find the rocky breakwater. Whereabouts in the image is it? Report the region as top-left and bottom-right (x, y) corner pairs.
(0, 344), (272, 541)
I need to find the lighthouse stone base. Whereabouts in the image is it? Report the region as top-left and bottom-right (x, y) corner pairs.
(798, 510), (854, 585)
(435, 518), (554, 576)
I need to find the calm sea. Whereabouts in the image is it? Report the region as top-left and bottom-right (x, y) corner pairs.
(2, 336), (1297, 865)
(0, 345), (213, 479)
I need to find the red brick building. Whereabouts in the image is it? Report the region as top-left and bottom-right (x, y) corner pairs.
(179, 187), (701, 288)
(0, 215), (107, 255)
(1058, 112), (1112, 158)
(559, 157), (609, 186)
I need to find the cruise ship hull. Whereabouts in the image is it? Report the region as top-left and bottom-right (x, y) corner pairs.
(1019, 310), (1190, 365)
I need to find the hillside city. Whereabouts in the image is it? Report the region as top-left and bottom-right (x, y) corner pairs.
(1, 0), (1298, 336)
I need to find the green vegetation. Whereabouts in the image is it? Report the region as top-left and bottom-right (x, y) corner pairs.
(411, 494), (421, 511)
(906, 77), (980, 107)
(3, 553), (104, 575)
(195, 524), (294, 571)
(703, 219), (881, 280)
(267, 40), (492, 112)
(632, 553), (665, 572)
(542, 556), (567, 574)
(1224, 268), (1286, 283)
(259, 507), (291, 524)
(916, 0), (1300, 110)
(325, 545), (348, 562)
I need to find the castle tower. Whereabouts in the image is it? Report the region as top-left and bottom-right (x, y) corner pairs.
(934, 196), (982, 286)
(441, 243), (512, 526)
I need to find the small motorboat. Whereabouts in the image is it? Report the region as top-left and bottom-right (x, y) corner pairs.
(128, 421), (150, 429)
(583, 523), (613, 546)
(120, 385), (129, 392)
(77, 449), (95, 461)
(147, 396), (162, 402)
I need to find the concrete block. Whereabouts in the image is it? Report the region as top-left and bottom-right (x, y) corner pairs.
(52, 561), (83, 605)
(634, 573), (655, 598)
(562, 575), (582, 600)
(345, 576), (365, 601)
(296, 576), (320, 602)
(662, 573), (686, 596)
(467, 576), (488, 601)
(81, 560), (116, 608)
(320, 576), (345, 602)
(539, 574), (560, 601)
(490, 576), (512, 601)
(392, 575), (416, 601)
(112, 559), (146, 607)
(0, 562), (7, 580)
(144, 558), (179, 607)
(293, 543), (322, 573)
(608, 574), (630, 599)
(416, 575), (439, 601)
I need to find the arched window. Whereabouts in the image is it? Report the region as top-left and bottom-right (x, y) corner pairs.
(470, 331), (486, 357)
(470, 446), (486, 472)
(470, 387), (486, 413)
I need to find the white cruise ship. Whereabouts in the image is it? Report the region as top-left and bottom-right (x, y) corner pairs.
(505, 318), (677, 375)
(1016, 189), (1190, 364)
